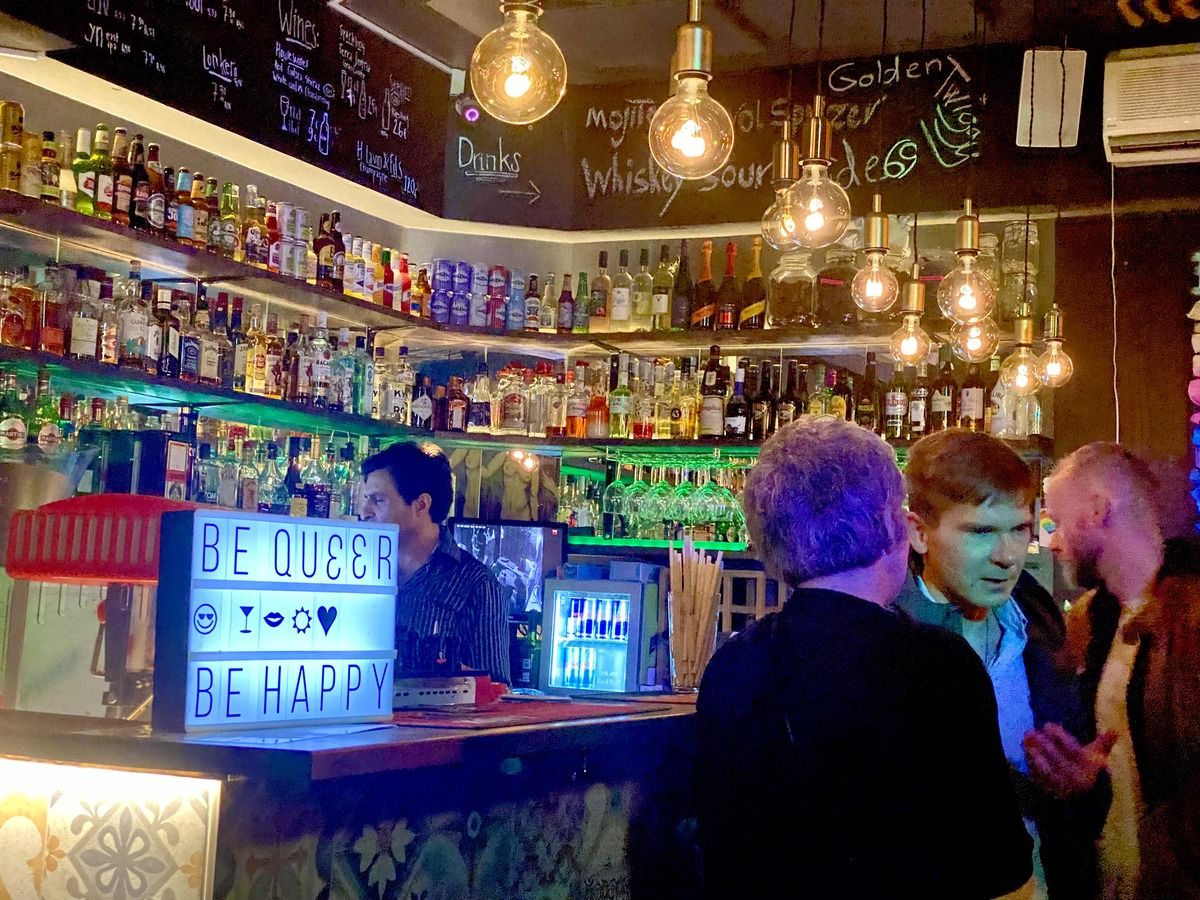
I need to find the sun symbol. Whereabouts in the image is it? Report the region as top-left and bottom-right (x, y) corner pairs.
(292, 608), (312, 634)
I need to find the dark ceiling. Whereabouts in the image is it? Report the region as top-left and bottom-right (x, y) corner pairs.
(341, 0), (1172, 85)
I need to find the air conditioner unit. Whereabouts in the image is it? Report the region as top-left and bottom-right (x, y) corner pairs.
(1104, 44), (1200, 167)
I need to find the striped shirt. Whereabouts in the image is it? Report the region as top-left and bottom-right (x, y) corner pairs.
(394, 526), (511, 683)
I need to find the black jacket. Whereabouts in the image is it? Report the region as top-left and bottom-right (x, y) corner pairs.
(695, 588), (1032, 899)
(895, 569), (1112, 900)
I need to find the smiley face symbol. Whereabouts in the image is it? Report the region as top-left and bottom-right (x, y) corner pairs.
(193, 603), (218, 636)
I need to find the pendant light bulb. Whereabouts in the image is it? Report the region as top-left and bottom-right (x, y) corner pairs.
(890, 268), (930, 365)
(852, 194), (899, 312)
(648, 2), (734, 180)
(785, 96), (851, 248)
(1000, 305), (1040, 397)
(761, 119), (801, 250)
(938, 200), (997, 323)
(470, 2), (567, 125)
(1036, 306), (1073, 388)
(950, 317), (1000, 363)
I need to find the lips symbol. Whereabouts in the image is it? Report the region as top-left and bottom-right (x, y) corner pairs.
(264, 612), (284, 628)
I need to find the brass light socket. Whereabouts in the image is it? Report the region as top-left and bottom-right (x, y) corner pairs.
(1043, 305), (1064, 340)
(772, 119), (799, 185)
(901, 266), (926, 315)
(1014, 311), (1035, 345)
(672, 4), (712, 78)
(800, 94), (833, 165)
(863, 193), (889, 253)
(955, 198), (980, 255)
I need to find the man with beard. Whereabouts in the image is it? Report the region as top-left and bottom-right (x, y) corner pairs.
(1044, 443), (1200, 899)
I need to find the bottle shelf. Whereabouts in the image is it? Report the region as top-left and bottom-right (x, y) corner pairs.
(0, 195), (929, 361)
(568, 535), (749, 552)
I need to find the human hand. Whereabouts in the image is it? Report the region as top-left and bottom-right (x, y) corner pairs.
(1023, 723), (1117, 799)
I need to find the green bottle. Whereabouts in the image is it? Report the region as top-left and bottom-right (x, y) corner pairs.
(572, 271), (590, 334)
(71, 128), (95, 217)
(27, 366), (62, 451)
(89, 124), (114, 221)
(218, 182), (241, 258)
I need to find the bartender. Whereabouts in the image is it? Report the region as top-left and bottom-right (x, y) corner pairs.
(360, 441), (511, 684)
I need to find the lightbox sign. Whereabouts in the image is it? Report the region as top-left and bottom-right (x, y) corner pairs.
(153, 510), (399, 732)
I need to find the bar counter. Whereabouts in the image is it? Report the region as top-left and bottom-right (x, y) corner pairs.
(0, 700), (699, 899)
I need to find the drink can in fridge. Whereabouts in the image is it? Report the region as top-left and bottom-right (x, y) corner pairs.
(292, 206), (309, 242)
(0, 150), (20, 193)
(450, 290), (470, 327)
(432, 258), (453, 292)
(275, 201), (293, 241)
(430, 289), (451, 324)
(453, 260), (472, 295)
(468, 288), (489, 328)
(471, 263), (489, 297)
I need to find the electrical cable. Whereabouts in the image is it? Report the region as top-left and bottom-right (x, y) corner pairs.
(1111, 164), (1120, 441)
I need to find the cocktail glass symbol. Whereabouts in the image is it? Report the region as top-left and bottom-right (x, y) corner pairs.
(239, 605), (254, 634)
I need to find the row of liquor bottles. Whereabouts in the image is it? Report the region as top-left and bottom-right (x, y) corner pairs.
(0, 364), (364, 519)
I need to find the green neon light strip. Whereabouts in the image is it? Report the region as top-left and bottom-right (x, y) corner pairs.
(569, 535), (748, 552)
(560, 465), (606, 481)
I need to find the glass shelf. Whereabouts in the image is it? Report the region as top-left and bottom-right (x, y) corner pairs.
(569, 535), (749, 552)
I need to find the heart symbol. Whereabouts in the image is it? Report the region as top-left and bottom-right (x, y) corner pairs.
(317, 605), (337, 636)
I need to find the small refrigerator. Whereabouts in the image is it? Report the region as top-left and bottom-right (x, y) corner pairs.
(539, 578), (660, 694)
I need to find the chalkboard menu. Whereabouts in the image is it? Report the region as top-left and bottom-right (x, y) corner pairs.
(4, 0), (449, 215)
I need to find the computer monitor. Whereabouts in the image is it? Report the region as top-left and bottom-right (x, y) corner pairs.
(450, 519), (566, 616)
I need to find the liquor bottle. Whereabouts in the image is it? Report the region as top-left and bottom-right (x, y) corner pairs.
(195, 291), (221, 387)
(185, 172), (207, 249)
(674, 358), (698, 439)
(144, 143), (167, 234)
(572, 272), (590, 334)
(162, 167), (179, 239)
(227, 297), (246, 391)
(200, 177), (219, 252)
(264, 314), (284, 400)
(960, 362), (986, 432)
(218, 182), (241, 258)
(698, 345), (726, 437)
(179, 294), (201, 383)
(110, 128), (131, 226)
(370, 243), (385, 304)
(411, 375), (434, 430)
(671, 241), (693, 331)
(983, 353), (1002, 435)
(56, 130), (76, 210)
(909, 363), (931, 440)
(265, 202), (282, 273)
(302, 442), (332, 518)
(236, 441), (260, 511)
(243, 304), (267, 395)
(301, 225), (318, 285)
(96, 280), (120, 366)
(636, 359), (660, 439)
(26, 367), (61, 451)
(645, 244), (671, 332)
(394, 252), (412, 313)
(71, 129), (95, 217)
(724, 365), (749, 438)
(342, 237), (361, 297)
(585, 364), (610, 439)
(388, 346), (415, 423)
(566, 362), (590, 438)
(308, 312), (332, 407)
(158, 290), (183, 378)
(117, 264), (149, 370)
(257, 444), (288, 514)
(609, 352), (633, 438)
(610, 251), (633, 333)
(775, 360), (802, 427)
(715, 241), (741, 331)
(125, 134), (148, 229)
(314, 214), (335, 289)
(589, 251), (611, 333)
(284, 438), (307, 515)
(445, 375), (470, 432)
(557, 274), (574, 334)
(929, 345), (958, 432)
(329, 327), (356, 412)
(39, 130), (59, 205)
(90, 124), (114, 221)
(460, 362), (490, 434)
(628, 248), (654, 332)
(751, 360), (775, 441)
(212, 294), (234, 390)
(413, 267), (431, 319)
(240, 185), (263, 264)
(739, 236), (767, 330)
(378, 248), (394, 309)
(883, 366), (908, 440)
(331, 211), (347, 287)
(190, 444), (218, 504)
(352, 335), (374, 416)
(829, 369), (852, 420)
(0, 272), (22, 349)
(691, 240), (716, 330)
(361, 240), (377, 301)
(854, 352), (881, 433)
(0, 371), (27, 451)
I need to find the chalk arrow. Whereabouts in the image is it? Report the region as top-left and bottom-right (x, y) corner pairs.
(499, 181), (541, 205)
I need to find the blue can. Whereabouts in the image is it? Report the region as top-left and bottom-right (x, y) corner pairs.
(453, 260), (472, 295)
(430, 290), (451, 324)
(432, 258), (454, 293)
(450, 292), (471, 327)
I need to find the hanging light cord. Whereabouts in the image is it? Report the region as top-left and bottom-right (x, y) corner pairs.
(875, 0), (888, 161)
(786, 0), (797, 121)
(816, 0), (826, 93)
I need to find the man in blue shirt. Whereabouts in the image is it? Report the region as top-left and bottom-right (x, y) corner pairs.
(897, 429), (1112, 900)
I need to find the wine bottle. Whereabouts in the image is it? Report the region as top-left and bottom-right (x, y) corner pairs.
(715, 241), (740, 331)
(691, 240), (716, 330)
(670, 240), (692, 331)
(739, 236), (767, 330)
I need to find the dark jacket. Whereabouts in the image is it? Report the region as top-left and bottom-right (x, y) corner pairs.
(1067, 539), (1200, 899)
(895, 569), (1111, 900)
(695, 587), (1032, 900)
